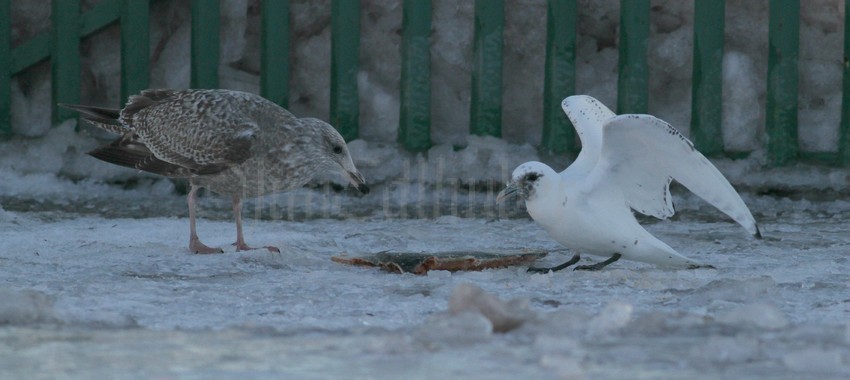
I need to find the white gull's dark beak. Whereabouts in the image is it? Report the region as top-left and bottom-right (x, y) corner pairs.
(496, 181), (519, 204)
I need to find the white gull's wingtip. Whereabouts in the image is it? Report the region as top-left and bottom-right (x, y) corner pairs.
(560, 94), (597, 110)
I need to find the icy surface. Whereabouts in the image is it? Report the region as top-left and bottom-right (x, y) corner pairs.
(1, 193), (849, 378)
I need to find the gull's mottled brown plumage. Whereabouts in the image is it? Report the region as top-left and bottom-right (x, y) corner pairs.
(61, 89), (369, 254)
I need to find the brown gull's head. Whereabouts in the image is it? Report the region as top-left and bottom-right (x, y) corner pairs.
(301, 118), (370, 194)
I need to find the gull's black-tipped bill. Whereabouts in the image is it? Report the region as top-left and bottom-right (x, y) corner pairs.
(346, 170), (369, 194)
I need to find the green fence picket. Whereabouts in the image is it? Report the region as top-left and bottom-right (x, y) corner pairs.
(766, 0), (799, 166)
(616, 0), (649, 114)
(690, 0), (725, 156)
(330, 0), (360, 141)
(261, 0), (290, 108)
(470, 0), (504, 137)
(11, 34), (49, 76)
(191, 0), (220, 89)
(12, 0), (118, 76)
(52, 0), (81, 124)
(840, 0), (850, 165)
(398, 0), (432, 152)
(542, 0), (577, 154)
(2, 1), (845, 166)
(81, 0), (120, 35)
(121, 0), (149, 102)
(0, 0), (10, 138)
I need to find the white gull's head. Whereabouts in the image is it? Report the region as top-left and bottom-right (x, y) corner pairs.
(496, 161), (559, 203)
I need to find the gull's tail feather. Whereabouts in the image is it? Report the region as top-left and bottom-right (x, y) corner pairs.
(58, 103), (126, 135)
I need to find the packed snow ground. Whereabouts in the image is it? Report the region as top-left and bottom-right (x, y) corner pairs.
(1, 184), (849, 378)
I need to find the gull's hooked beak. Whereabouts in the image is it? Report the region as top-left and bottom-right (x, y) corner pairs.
(496, 180), (519, 204)
(345, 170), (370, 194)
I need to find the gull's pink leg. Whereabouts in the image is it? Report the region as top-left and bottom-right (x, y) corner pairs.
(232, 196), (280, 253)
(188, 184), (223, 254)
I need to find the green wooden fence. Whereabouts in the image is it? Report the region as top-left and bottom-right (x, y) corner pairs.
(2, 0), (849, 166)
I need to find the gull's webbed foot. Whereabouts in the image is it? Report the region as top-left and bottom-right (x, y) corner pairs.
(190, 239), (224, 254)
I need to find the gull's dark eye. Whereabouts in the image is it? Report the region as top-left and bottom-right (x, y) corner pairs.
(526, 173), (540, 181)
(333, 145), (343, 154)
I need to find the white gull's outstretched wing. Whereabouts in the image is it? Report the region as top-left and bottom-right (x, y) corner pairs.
(587, 114), (761, 237)
(560, 95), (616, 180)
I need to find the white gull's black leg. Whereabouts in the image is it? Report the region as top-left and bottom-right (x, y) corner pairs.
(527, 254), (581, 273)
(574, 253), (622, 271)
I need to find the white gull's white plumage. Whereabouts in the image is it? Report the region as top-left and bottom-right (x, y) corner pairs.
(497, 95), (761, 270)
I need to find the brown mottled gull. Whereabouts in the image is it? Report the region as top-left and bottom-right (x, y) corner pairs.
(61, 89), (369, 254)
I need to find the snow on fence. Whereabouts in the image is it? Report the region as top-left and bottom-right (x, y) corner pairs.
(1, 0), (849, 166)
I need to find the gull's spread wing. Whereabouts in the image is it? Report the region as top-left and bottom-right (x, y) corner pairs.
(560, 95), (616, 180)
(587, 114), (760, 237)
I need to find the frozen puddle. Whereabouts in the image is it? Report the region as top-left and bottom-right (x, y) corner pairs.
(1, 203), (849, 378)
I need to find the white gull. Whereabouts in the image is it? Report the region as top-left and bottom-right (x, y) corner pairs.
(497, 95), (761, 271)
